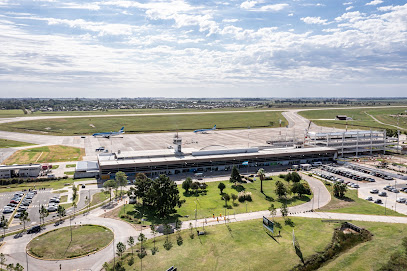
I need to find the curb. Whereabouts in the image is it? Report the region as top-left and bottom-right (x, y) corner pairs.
(26, 224), (114, 261)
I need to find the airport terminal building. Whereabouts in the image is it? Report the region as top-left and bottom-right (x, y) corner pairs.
(97, 137), (337, 179)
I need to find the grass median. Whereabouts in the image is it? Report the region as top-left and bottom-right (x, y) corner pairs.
(27, 224), (113, 260)
(3, 145), (85, 165)
(0, 139), (35, 148)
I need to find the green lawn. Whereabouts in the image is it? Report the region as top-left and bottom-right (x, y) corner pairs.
(90, 191), (110, 206)
(120, 177), (311, 224)
(64, 171), (75, 175)
(0, 139), (35, 148)
(298, 107), (407, 131)
(107, 217), (334, 271)
(0, 111), (287, 135)
(318, 181), (404, 217)
(320, 221), (407, 271)
(0, 178), (75, 193)
(27, 225), (113, 259)
(66, 164), (76, 168)
(3, 145), (85, 165)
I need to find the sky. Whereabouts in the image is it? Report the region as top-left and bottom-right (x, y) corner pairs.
(0, 0), (406, 98)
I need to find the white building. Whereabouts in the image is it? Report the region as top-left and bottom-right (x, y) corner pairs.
(0, 164), (42, 179)
(306, 130), (398, 157)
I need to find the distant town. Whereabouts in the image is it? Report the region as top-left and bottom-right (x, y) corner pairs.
(1, 97), (407, 112)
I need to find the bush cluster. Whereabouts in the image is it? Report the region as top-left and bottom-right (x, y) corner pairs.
(0, 176), (68, 186)
(238, 191), (252, 202)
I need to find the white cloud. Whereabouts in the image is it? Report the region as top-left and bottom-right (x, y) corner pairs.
(222, 18), (239, 23)
(240, 0), (258, 9)
(366, 0), (383, 6)
(259, 4), (289, 11)
(301, 16), (329, 25)
(240, 1), (288, 12)
(288, 13), (294, 16)
(346, 6), (354, 11)
(343, 1), (353, 5)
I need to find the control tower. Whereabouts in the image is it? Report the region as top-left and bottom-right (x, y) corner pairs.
(173, 133), (182, 154)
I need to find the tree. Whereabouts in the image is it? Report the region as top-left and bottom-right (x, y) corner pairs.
(163, 224), (173, 251)
(14, 263), (24, 271)
(182, 177), (193, 193)
(291, 182), (307, 197)
(0, 253), (6, 270)
(222, 193), (230, 207)
(230, 166), (242, 182)
(19, 210), (30, 231)
(280, 202), (288, 219)
(268, 204), (277, 221)
(218, 182), (226, 194)
(72, 185), (78, 202)
(72, 202), (77, 218)
(144, 175), (182, 218)
(103, 179), (118, 202)
(291, 172), (302, 183)
(150, 224), (158, 254)
(116, 242), (126, 258)
(39, 205), (48, 226)
(0, 216), (8, 238)
(275, 181), (287, 199)
(115, 171), (128, 198)
(231, 193), (238, 205)
(6, 263), (14, 271)
(333, 182), (347, 198)
(257, 168), (265, 193)
(57, 205), (66, 223)
(127, 236), (135, 255)
(134, 175), (152, 207)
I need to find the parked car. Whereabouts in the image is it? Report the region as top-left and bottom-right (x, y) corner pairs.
(392, 189), (400, 193)
(47, 206), (58, 212)
(27, 225), (41, 234)
(370, 189), (379, 194)
(379, 192), (387, 197)
(374, 199), (383, 204)
(396, 198), (407, 203)
(366, 196), (373, 201)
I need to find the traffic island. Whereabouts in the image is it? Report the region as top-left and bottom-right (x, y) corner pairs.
(26, 224), (113, 260)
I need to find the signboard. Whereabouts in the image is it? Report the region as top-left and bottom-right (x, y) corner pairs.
(263, 216), (274, 233)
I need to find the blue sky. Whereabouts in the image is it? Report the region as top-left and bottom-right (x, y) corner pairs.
(0, 0), (406, 98)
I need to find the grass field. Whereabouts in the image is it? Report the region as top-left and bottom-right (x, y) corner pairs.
(66, 164), (76, 168)
(318, 182), (404, 217)
(0, 139), (35, 148)
(27, 225), (113, 259)
(120, 177), (311, 224)
(0, 178), (75, 193)
(320, 220), (407, 271)
(109, 217), (333, 271)
(0, 111), (287, 135)
(3, 145), (85, 165)
(107, 217), (407, 271)
(90, 191), (110, 206)
(64, 171), (75, 175)
(299, 107), (407, 131)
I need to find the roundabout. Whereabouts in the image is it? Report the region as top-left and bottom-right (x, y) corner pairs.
(26, 224), (113, 260)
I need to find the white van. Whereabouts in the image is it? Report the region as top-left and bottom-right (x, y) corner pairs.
(312, 162), (323, 167)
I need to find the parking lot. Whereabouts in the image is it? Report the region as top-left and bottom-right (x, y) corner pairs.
(313, 164), (407, 215)
(0, 189), (63, 229)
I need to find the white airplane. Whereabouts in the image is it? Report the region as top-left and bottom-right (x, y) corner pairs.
(194, 125), (216, 134)
(92, 127), (125, 138)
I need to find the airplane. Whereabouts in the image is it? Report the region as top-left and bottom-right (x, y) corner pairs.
(92, 127), (125, 138)
(193, 125), (216, 134)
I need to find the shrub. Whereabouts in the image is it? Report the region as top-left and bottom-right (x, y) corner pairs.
(238, 191), (253, 202)
(128, 257), (135, 266)
(176, 235), (183, 246)
(163, 239), (173, 251)
(278, 174), (286, 178)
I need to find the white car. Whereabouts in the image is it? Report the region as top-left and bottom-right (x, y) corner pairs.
(396, 198), (406, 203)
(47, 206), (58, 212)
(366, 196), (373, 201)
